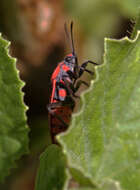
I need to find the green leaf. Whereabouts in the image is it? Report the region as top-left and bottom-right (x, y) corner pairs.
(69, 188), (93, 190)
(69, 179), (120, 190)
(69, 167), (96, 188)
(35, 145), (68, 190)
(131, 12), (140, 39)
(95, 179), (121, 190)
(58, 31), (140, 190)
(0, 35), (29, 181)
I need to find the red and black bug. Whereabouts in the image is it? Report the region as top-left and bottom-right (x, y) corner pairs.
(48, 22), (98, 143)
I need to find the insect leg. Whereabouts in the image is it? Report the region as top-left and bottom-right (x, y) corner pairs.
(79, 60), (99, 77)
(74, 80), (89, 92)
(67, 70), (77, 79)
(63, 78), (89, 98)
(63, 77), (80, 98)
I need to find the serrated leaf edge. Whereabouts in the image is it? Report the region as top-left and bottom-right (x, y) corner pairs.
(0, 34), (29, 181)
(57, 30), (140, 187)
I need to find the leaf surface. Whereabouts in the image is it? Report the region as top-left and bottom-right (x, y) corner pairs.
(69, 179), (120, 190)
(0, 35), (29, 181)
(58, 31), (140, 190)
(35, 145), (68, 190)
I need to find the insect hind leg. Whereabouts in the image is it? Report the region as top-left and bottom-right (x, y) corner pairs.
(74, 80), (89, 93)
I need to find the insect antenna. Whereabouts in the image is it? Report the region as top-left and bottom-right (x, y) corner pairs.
(64, 21), (75, 55)
(70, 21), (75, 55)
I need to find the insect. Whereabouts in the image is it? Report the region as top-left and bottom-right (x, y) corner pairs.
(48, 21), (99, 143)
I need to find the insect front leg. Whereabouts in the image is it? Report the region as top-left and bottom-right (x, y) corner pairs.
(79, 60), (99, 77)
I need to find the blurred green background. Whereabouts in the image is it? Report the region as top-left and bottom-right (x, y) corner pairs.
(0, 0), (139, 189)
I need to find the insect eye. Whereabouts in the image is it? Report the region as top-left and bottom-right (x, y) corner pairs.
(65, 57), (71, 62)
